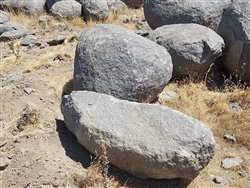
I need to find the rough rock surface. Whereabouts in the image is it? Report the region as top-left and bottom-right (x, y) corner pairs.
(0, 30), (26, 42)
(217, 2), (250, 84)
(0, 10), (10, 24)
(3, 21), (24, 30)
(0, 24), (15, 35)
(144, 0), (231, 30)
(82, 0), (109, 21)
(74, 24), (173, 102)
(8, 0), (46, 14)
(148, 24), (225, 76)
(61, 91), (216, 180)
(20, 35), (38, 46)
(222, 157), (244, 169)
(108, 0), (127, 12)
(51, 0), (82, 18)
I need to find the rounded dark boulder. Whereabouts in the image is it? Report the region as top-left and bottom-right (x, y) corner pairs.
(74, 24), (173, 102)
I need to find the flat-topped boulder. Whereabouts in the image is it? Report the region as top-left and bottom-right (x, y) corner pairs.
(61, 91), (216, 180)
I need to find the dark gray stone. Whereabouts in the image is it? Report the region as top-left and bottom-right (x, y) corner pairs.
(0, 30), (26, 42)
(82, 0), (109, 21)
(0, 10), (10, 24)
(21, 35), (38, 46)
(222, 157), (244, 169)
(144, 0), (231, 30)
(148, 23), (224, 76)
(61, 91), (216, 180)
(74, 24), (173, 102)
(217, 2), (250, 84)
(122, 0), (143, 8)
(45, 0), (60, 11)
(46, 35), (67, 46)
(51, 0), (82, 18)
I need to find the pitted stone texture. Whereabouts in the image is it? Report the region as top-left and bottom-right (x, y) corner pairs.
(74, 24), (173, 102)
(61, 91), (216, 180)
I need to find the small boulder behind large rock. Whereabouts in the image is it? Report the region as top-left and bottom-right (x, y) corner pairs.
(61, 91), (216, 180)
(50, 0), (82, 18)
(74, 24), (173, 102)
(148, 23), (224, 76)
(82, 0), (109, 21)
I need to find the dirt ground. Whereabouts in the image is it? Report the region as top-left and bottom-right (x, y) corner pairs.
(0, 9), (250, 188)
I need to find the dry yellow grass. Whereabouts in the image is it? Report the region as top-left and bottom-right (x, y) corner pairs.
(162, 81), (250, 150)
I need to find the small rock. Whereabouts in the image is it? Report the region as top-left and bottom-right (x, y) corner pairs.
(24, 88), (34, 95)
(0, 116), (3, 121)
(47, 35), (67, 46)
(158, 90), (179, 104)
(123, 17), (129, 23)
(21, 35), (38, 47)
(238, 172), (246, 177)
(40, 43), (47, 49)
(229, 102), (242, 113)
(0, 156), (11, 170)
(222, 157), (244, 169)
(213, 176), (224, 184)
(223, 134), (236, 143)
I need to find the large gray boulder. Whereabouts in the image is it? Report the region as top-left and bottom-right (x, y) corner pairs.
(8, 0), (45, 14)
(61, 91), (216, 180)
(217, 2), (250, 84)
(74, 24), (173, 102)
(148, 23), (225, 76)
(51, 0), (82, 18)
(82, 0), (109, 21)
(144, 0), (231, 31)
(0, 10), (10, 24)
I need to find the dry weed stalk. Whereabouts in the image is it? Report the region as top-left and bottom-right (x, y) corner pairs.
(100, 140), (109, 188)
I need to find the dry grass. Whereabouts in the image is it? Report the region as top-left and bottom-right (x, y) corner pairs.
(161, 79), (250, 150)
